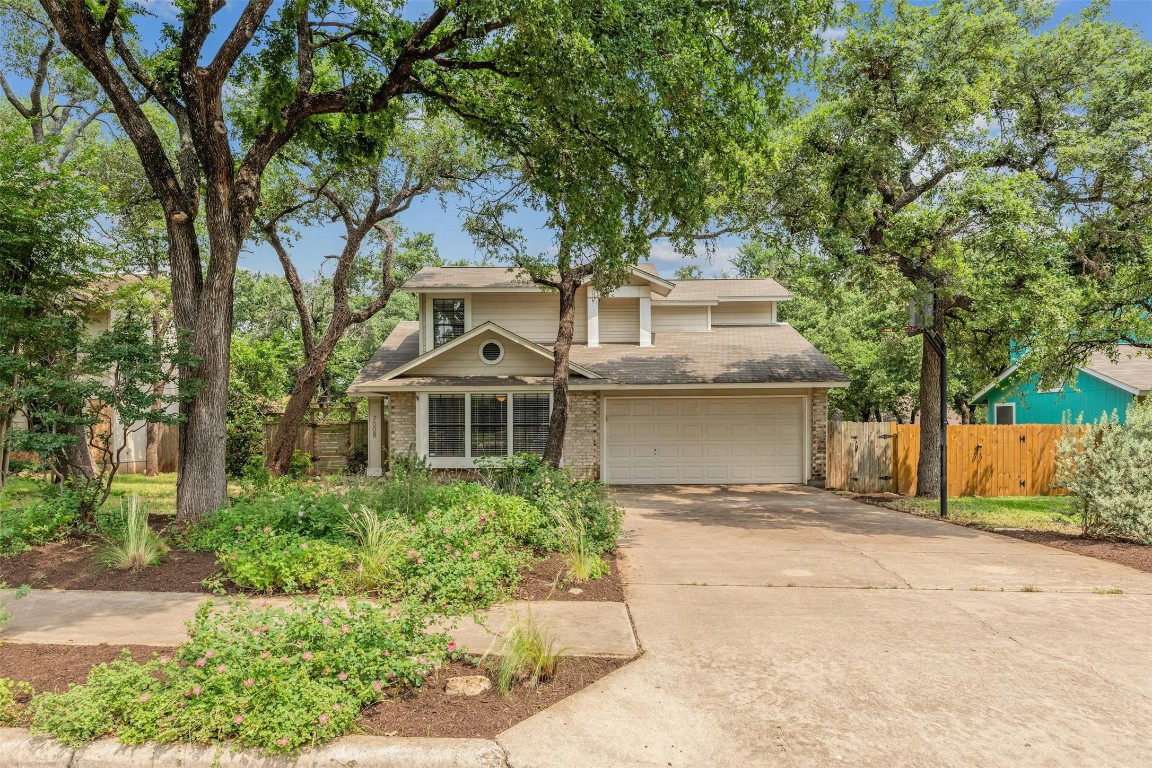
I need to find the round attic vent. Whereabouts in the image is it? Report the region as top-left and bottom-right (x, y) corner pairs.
(480, 340), (504, 365)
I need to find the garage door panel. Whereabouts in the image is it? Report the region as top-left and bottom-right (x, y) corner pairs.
(605, 397), (805, 484)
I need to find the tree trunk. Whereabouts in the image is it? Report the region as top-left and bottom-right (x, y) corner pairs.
(915, 332), (942, 498)
(267, 348), (337, 476)
(0, 412), (9, 492)
(145, 420), (162, 476)
(543, 276), (580, 467)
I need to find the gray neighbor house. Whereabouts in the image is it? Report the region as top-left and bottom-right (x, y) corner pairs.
(348, 264), (848, 485)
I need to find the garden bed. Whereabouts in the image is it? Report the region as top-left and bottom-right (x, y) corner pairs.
(850, 493), (1152, 575)
(0, 642), (630, 739)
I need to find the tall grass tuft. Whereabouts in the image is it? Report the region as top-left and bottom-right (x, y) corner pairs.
(484, 611), (565, 694)
(97, 496), (168, 571)
(341, 506), (407, 595)
(547, 502), (607, 583)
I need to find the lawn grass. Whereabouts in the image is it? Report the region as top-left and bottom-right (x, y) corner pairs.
(106, 473), (181, 516)
(884, 495), (1082, 534)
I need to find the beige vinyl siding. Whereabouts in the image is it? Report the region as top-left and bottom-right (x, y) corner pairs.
(652, 305), (709, 333)
(469, 287), (588, 344)
(413, 332), (555, 376)
(710, 301), (775, 326)
(86, 309), (112, 336)
(599, 297), (640, 343)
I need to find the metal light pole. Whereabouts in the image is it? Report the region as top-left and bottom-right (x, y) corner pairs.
(910, 288), (948, 518)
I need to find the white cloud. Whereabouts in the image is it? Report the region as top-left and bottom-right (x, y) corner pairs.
(646, 239), (745, 278)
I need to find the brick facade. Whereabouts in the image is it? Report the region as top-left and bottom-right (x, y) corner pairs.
(386, 393), (418, 460)
(810, 389), (829, 485)
(561, 391), (601, 480)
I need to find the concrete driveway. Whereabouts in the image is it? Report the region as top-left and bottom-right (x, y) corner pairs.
(499, 485), (1152, 767)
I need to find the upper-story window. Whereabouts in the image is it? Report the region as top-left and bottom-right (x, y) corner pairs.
(432, 298), (465, 347)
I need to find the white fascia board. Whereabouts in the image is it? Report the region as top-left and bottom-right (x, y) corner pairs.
(1078, 366), (1143, 396)
(568, 381), (851, 390)
(716, 295), (793, 303)
(652, 300), (719, 307)
(969, 362), (1023, 404)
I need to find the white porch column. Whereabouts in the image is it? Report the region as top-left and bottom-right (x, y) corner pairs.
(587, 289), (600, 347)
(639, 295), (652, 347)
(367, 397), (384, 477)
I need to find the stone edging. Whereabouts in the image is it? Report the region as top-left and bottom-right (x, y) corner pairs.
(0, 728), (508, 768)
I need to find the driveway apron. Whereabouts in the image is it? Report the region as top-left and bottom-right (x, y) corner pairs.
(498, 485), (1152, 768)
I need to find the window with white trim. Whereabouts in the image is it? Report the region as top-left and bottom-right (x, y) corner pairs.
(432, 298), (465, 347)
(428, 394), (465, 457)
(513, 393), (550, 455)
(424, 393), (551, 462)
(994, 403), (1016, 425)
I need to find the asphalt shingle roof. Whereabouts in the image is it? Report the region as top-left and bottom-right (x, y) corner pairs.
(1085, 350), (1152, 393)
(350, 321), (847, 391)
(654, 279), (791, 302)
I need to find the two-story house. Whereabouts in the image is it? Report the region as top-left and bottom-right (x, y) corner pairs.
(348, 264), (848, 485)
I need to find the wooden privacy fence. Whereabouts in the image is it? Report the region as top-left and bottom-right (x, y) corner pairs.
(262, 419), (369, 475)
(827, 422), (1073, 497)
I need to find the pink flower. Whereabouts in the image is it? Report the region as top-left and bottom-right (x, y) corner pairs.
(204, 649), (216, 658)
(281, 656), (290, 664)
(417, 656), (426, 666)
(417, 557), (424, 565)
(372, 680), (383, 692)
(263, 526), (272, 533)
(158, 656), (171, 664)
(300, 542), (308, 550)
(478, 515), (487, 525)
(322, 618), (331, 626)
(338, 672), (348, 681)
(243, 678), (254, 688)
(340, 625), (350, 635)
(318, 714), (329, 725)
(356, 564), (364, 574)
(323, 667), (330, 676)
(216, 664), (227, 673)
(447, 641), (456, 652)
(233, 714), (244, 724)
(260, 652), (271, 660)
(445, 543), (452, 552)
(278, 738), (289, 748)
(139, 693), (150, 703)
(454, 550), (461, 558)
(471, 551), (479, 560)
(388, 609), (398, 617)
(192, 685), (202, 696)
(195, 658), (207, 668)
(406, 549), (417, 559)
(426, 510), (435, 519)
(234, 525), (243, 531)
(443, 527), (451, 535)
(302, 652), (313, 661)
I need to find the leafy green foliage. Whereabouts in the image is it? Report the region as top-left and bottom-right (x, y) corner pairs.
(31, 598), (451, 753)
(225, 379), (267, 479)
(0, 484), (79, 555)
(0, 677), (30, 726)
(1056, 400), (1152, 543)
(217, 531), (354, 594)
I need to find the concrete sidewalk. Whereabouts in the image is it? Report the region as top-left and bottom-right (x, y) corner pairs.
(498, 485), (1152, 768)
(0, 590), (637, 657)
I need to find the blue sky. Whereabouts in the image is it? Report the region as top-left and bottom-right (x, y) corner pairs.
(129, 0), (1152, 280)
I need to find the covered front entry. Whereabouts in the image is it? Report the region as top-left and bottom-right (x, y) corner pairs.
(602, 396), (806, 484)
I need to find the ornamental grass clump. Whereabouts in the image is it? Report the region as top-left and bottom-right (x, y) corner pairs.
(31, 598), (453, 753)
(97, 496), (167, 571)
(340, 506), (408, 595)
(484, 611), (565, 694)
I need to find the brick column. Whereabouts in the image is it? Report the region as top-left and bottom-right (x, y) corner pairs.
(810, 389), (829, 485)
(562, 391), (601, 480)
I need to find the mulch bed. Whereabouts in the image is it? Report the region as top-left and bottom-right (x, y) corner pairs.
(358, 656), (628, 739)
(2, 527), (626, 601)
(991, 529), (1152, 574)
(849, 493), (1152, 575)
(0, 643), (174, 695)
(0, 643), (629, 739)
(514, 551), (625, 602)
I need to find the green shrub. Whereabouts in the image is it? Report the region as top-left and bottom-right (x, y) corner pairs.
(287, 450), (313, 478)
(225, 380), (266, 478)
(0, 677), (30, 726)
(185, 486), (355, 551)
(31, 598), (451, 753)
(0, 487), (79, 555)
(1056, 400), (1152, 543)
(217, 530), (354, 593)
(345, 442), (367, 475)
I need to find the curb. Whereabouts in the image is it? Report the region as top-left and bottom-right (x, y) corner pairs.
(0, 729), (507, 768)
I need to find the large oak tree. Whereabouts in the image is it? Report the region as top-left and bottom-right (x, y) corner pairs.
(39, 0), (835, 518)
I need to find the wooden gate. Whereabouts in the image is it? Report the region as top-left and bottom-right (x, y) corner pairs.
(263, 419), (369, 475)
(827, 421), (896, 493)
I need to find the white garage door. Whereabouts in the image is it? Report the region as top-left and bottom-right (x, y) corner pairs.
(603, 397), (806, 484)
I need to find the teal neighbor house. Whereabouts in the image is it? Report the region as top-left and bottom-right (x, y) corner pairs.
(971, 350), (1152, 425)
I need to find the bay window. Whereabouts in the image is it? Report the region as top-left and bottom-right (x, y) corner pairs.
(422, 392), (551, 464)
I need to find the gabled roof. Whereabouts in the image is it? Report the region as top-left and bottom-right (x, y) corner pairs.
(348, 321), (599, 393)
(402, 264), (676, 296)
(653, 278), (792, 303)
(970, 348), (1152, 404)
(350, 322), (848, 392)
